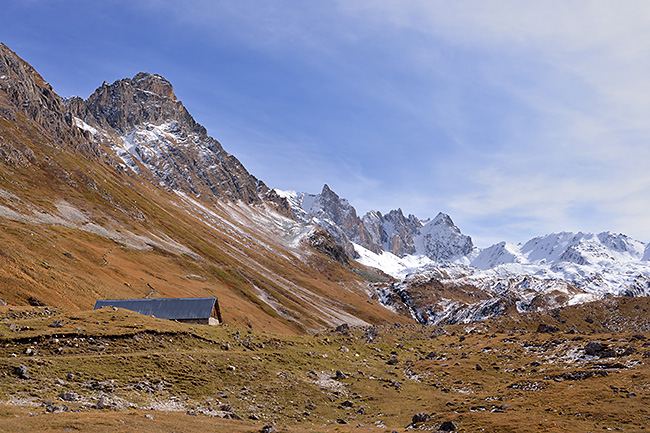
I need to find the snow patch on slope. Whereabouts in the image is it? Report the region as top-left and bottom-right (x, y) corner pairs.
(353, 243), (434, 278)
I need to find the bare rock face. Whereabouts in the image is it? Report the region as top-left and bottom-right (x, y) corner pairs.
(287, 184), (379, 258)
(315, 185), (378, 255)
(380, 209), (421, 257)
(0, 43), (91, 160)
(282, 185), (474, 261)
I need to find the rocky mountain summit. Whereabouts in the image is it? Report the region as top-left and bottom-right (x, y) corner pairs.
(66, 72), (288, 211)
(277, 185), (378, 257)
(1, 41), (288, 212)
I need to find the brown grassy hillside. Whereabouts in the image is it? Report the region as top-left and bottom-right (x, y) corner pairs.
(0, 42), (406, 334)
(0, 297), (649, 432)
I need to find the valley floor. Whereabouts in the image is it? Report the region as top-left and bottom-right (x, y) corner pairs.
(1, 300), (650, 433)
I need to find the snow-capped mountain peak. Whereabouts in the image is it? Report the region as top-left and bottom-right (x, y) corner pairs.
(414, 212), (474, 262)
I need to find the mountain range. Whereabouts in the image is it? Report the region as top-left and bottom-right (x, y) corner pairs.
(1, 41), (649, 330)
(277, 184), (650, 324)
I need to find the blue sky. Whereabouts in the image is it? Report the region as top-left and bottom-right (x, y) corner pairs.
(4, 1), (650, 246)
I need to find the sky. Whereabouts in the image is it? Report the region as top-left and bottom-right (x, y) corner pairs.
(3, 1), (650, 247)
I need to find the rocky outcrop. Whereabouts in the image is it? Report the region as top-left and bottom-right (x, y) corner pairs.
(0, 45), (287, 213)
(313, 185), (378, 255)
(369, 267), (587, 325)
(363, 209), (421, 257)
(308, 227), (350, 265)
(280, 185), (380, 258)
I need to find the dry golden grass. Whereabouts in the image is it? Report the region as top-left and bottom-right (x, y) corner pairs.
(0, 299), (649, 432)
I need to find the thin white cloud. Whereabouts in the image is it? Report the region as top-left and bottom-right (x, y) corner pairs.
(335, 1), (650, 241)
(133, 1), (650, 242)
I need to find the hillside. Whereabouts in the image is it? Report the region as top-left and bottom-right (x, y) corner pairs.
(1, 298), (649, 432)
(0, 42), (403, 334)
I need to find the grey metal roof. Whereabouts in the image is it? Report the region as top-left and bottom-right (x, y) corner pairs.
(93, 297), (217, 320)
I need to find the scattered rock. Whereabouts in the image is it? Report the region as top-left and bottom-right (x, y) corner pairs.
(544, 370), (609, 381)
(48, 320), (63, 328)
(334, 324), (350, 334)
(15, 365), (29, 379)
(334, 370), (347, 380)
(386, 358), (399, 365)
(59, 392), (78, 402)
(412, 413), (431, 424)
(585, 341), (616, 358)
(425, 351), (438, 360)
(621, 346), (636, 357)
(144, 414), (154, 420)
(261, 425), (276, 433)
(46, 405), (68, 413)
(439, 420), (458, 431)
(475, 364), (483, 371)
(363, 326), (379, 343)
(387, 379), (401, 390)
(28, 297), (46, 306)
(536, 323), (560, 333)
(96, 397), (110, 409)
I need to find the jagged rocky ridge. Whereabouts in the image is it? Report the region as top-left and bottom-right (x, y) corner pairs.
(277, 185), (473, 261)
(279, 185), (650, 325)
